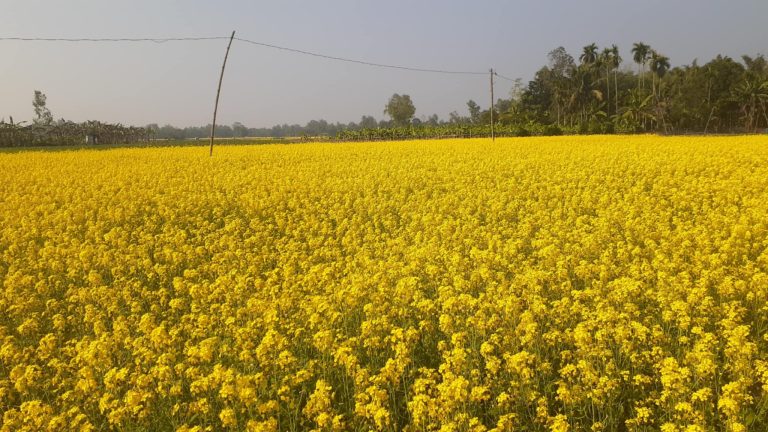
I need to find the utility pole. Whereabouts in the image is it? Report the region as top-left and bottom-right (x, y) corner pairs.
(490, 68), (495, 142)
(209, 30), (236, 157)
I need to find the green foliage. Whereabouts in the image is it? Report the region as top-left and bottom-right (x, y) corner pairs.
(384, 94), (416, 125)
(0, 120), (150, 147)
(32, 90), (53, 126)
(466, 100), (481, 124)
(335, 122), (578, 141)
(513, 45), (768, 134)
(9, 44), (768, 148)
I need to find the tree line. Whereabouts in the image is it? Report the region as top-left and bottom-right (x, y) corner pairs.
(1, 91), (150, 147)
(146, 94), (432, 140)
(510, 43), (768, 134)
(5, 42), (767, 146)
(151, 43), (767, 140)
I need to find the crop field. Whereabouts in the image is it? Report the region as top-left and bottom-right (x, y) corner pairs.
(1, 135), (768, 431)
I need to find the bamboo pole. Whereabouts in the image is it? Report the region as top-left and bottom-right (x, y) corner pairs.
(209, 31), (236, 157)
(490, 68), (495, 142)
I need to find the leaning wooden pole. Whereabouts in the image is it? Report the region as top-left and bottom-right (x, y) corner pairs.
(209, 31), (236, 157)
(489, 68), (495, 142)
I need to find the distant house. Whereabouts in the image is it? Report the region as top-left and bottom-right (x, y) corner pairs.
(85, 134), (98, 145)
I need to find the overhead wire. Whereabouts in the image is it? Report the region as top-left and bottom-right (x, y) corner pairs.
(494, 71), (518, 82)
(2, 33), (521, 142)
(0, 34), (512, 77)
(233, 37), (487, 75)
(0, 36), (229, 43)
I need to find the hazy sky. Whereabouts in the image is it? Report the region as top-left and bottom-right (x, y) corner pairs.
(2, 0), (766, 127)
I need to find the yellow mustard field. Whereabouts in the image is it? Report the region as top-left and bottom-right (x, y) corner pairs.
(1, 135), (768, 432)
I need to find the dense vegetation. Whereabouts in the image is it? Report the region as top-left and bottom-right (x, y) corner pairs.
(146, 44), (768, 141)
(4, 43), (766, 147)
(1, 93), (150, 147)
(510, 45), (768, 135)
(0, 120), (151, 148)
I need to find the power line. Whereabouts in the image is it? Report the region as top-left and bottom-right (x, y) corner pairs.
(494, 72), (518, 83)
(1, 34), (516, 77)
(0, 36), (230, 43)
(4, 32), (520, 146)
(233, 37), (487, 75)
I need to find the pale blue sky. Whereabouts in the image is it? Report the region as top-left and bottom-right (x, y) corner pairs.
(2, 0), (766, 127)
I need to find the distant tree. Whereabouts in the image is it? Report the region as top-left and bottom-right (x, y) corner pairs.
(599, 45), (622, 116)
(359, 115), (378, 129)
(647, 51), (671, 131)
(632, 42), (652, 92)
(548, 47), (575, 76)
(663, 62), (708, 131)
(649, 51), (671, 99)
(742, 54), (768, 79)
(697, 55), (744, 131)
(580, 43), (599, 67)
(33, 90), (53, 125)
(737, 55), (768, 130)
(384, 94), (416, 125)
(158, 124), (184, 140)
(610, 45), (622, 114)
(575, 44), (603, 128)
(732, 79), (768, 132)
(619, 89), (654, 131)
(600, 48), (613, 115)
(509, 77), (525, 101)
(545, 47), (576, 126)
(232, 122), (248, 138)
(466, 100), (481, 123)
(215, 124), (234, 138)
(521, 68), (555, 122)
(145, 123), (159, 140)
(122, 43), (768, 141)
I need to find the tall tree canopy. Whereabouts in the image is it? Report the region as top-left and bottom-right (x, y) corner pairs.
(32, 90), (53, 126)
(384, 94), (416, 126)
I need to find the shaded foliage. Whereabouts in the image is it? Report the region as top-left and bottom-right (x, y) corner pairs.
(0, 120), (150, 147)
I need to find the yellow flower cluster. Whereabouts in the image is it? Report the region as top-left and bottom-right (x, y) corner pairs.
(1, 135), (767, 431)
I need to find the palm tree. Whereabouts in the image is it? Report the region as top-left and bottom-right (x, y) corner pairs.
(610, 45), (622, 115)
(601, 46), (622, 116)
(649, 51), (670, 99)
(576, 44), (601, 125)
(600, 48), (613, 115)
(631, 42), (651, 93)
(649, 51), (671, 131)
(580, 43), (599, 66)
(619, 89), (655, 132)
(568, 66), (604, 127)
(742, 54), (768, 79)
(579, 42), (599, 66)
(732, 79), (768, 132)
